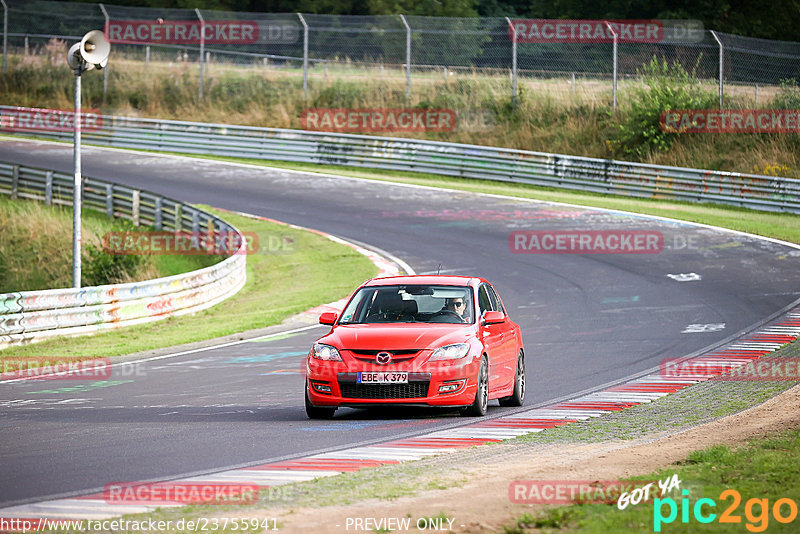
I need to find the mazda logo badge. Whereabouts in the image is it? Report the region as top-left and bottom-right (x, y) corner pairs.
(376, 352), (392, 364)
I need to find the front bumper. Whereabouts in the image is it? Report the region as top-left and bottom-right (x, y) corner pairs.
(306, 359), (479, 408)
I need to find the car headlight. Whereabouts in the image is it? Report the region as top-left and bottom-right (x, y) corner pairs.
(429, 343), (471, 361)
(312, 343), (343, 361)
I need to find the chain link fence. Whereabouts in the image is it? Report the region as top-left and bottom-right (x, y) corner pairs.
(2, 0), (800, 109)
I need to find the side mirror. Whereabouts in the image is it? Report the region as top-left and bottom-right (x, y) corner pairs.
(482, 311), (505, 325)
(319, 312), (338, 325)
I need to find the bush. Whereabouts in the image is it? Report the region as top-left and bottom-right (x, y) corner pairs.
(611, 57), (718, 158)
(772, 78), (800, 109)
(83, 242), (143, 286)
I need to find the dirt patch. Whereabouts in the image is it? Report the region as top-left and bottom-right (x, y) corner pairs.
(268, 383), (800, 533)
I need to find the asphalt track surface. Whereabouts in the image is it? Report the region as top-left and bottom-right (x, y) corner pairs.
(1, 140), (799, 506)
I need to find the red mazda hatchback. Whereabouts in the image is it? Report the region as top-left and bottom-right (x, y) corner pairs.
(304, 275), (525, 419)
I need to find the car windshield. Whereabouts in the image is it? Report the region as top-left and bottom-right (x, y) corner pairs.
(338, 285), (474, 324)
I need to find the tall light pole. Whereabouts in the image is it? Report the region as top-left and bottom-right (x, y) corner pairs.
(67, 30), (110, 288)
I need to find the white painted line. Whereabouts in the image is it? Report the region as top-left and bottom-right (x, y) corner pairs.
(581, 392), (665, 401)
(512, 410), (599, 419)
(0, 500), (163, 519)
(178, 470), (340, 483)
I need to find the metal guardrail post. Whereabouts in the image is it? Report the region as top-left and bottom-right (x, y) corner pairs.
(1, 0), (7, 75)
(604, 21), (618, 111)
(132, 189), (140, 226)
(154, 196), (163, 230)
(297, 13), (308, 96)
(10, 164), (18, 199)
(174, 204), (182, 231)
(105, 184), (113, 216)
(399, 14), (411, 103)
(195, 8), (205, 100)
(710, 30), (724, 108)
(505, 17), (517, 104)
(99, 4), (109, 98)
(45, 171), (53, 205)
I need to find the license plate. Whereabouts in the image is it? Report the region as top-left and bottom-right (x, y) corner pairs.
(357, 372), (408, 384)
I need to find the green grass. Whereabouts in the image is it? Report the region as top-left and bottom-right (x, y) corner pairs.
(0, 206), (377, 358)
(511, 428), (800, 533)
(3, 47), (800, 178)
(0, 195), (217, 292)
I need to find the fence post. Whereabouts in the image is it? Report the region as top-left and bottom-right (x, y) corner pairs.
(99, 4), (109, 98)
(399, 14), (411, 102)
(604, 21), (618, 111)
(505, 17), (517, 103)
(1, 0), (7, 75)
(710, 30), (724, 108)
(297, 13), (309, 96)
(195, 8), (205, 100)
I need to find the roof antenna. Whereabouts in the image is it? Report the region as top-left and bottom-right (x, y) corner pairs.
(437, 263), (442, 275)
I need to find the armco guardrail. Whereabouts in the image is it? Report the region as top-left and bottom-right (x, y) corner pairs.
(0, 160), (246, 349)
(2, 106), (798, 213)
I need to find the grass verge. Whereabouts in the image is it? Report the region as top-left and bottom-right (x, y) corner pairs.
(508, 429), (800, 533)
(0, 195), (217, 292)
(3, 47), (800, 177)
(0, 206), (377, 358)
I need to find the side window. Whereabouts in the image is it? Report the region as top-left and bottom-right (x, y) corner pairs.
(478, 285), (492, 315)
(487, 285), (504, 313)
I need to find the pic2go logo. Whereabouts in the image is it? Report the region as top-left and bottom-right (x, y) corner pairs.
(653, 489), (798, 532)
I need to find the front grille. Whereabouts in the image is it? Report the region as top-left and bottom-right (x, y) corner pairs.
(348, 349), (419, 356)
(338, 381), (430, 399)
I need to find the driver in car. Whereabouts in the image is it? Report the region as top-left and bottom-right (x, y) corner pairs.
(442, 297), (469, 322)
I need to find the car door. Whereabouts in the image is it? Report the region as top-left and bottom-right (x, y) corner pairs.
(487, 284), (517, 391)
(478, 284), (504, 391)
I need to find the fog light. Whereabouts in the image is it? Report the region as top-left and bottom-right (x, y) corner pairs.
(312, 383), (332, 394)
(439, 380), (464, 393)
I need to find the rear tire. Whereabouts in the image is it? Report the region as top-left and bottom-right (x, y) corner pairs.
(305, 384), (336, 419)
(499, 351), (525, 407)
(462, 356), (489, 416)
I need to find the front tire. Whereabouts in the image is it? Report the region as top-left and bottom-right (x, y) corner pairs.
(305, 384), (336, 419)
(462, 356), (489, 416)
(499, 351), (525, 407)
